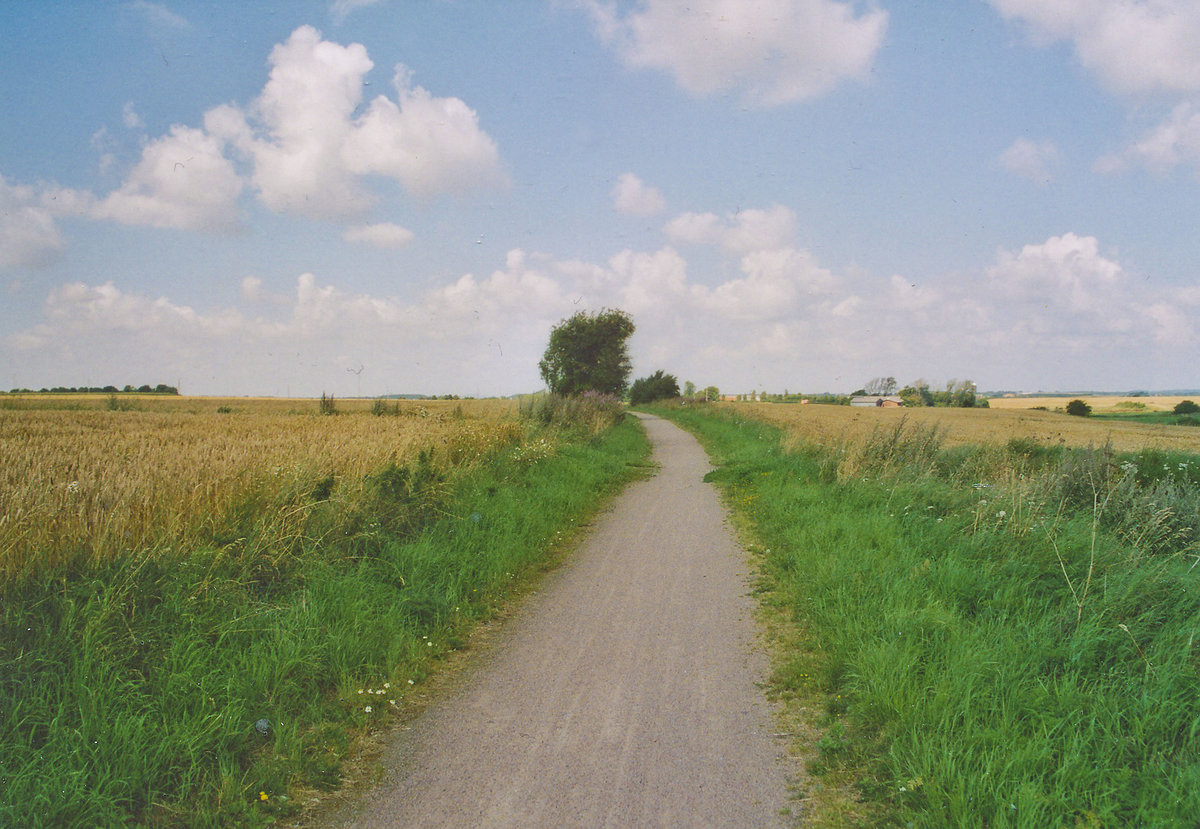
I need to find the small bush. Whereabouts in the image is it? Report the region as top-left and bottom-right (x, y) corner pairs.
(319, 393), (337, 416)
(371, 398), (397, 416)
(1173, 399), (1200, 415)
(1065, 398), (1092, 417)
(105, 394), (136, 412)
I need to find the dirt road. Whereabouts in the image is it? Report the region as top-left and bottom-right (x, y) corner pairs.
(334, 413), (793, 827)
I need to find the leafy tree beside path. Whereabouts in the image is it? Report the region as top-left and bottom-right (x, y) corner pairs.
(538, 309), (634, 397)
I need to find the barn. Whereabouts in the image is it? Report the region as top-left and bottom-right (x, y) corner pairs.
(850, 395), (904, 408)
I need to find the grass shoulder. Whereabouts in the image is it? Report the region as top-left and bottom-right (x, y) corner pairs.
(643, 402), (1200, 827)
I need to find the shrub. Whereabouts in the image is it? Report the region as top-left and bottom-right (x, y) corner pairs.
(1173, 399), (1200, 415)
(371, 397), (397, 416)
(1065, 398), (1092, 417)
(628, 370), (680, 405)
(319, 393), (337, 416)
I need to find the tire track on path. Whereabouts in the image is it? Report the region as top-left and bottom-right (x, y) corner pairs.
(336, 413), (793, 827)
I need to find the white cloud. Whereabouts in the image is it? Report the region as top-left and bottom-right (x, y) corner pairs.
(128, 1), (189, 32)
(664, 204), (797, 253)
(330, 0), (384, 24)
(342, 222), (415, 248)
(207, 27), (502, 219)
(0, 175), (65, 271)
(5, 251), (572, 395)
(989, 2), (1200, 178)
(122, 102), (144, 130)
(212, 27), (377, 219)
(612, 173), (666, 215)
(999, 138), (1060, 184)
(8, 213), (1197, 396)
(93, 125), (243, 231)
(988, 232), (1123, 316)
(988, 0), (1200, 96)
(342, 65), (505, 198)
(88, 26), (504, 231)
(582, 0), (888, 106)
(28, 280), (242, 345)
(1123, 102), (1200, 173)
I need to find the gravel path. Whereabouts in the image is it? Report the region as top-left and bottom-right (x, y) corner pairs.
(335, 413), (793, 827)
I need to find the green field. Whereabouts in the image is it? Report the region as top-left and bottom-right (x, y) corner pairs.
(1093, 410), (1200, 428)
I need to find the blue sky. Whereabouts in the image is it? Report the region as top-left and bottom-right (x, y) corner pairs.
(2, 0), (1199, 397)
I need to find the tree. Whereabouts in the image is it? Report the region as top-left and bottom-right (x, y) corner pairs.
(683, 380), (696, 399)
(948, 379), (977, 408)
(629, 370), (680, 404)
(899, 379), (934, 407)
(1174, 400), (1200, 414)
(703, 385), (719, 401)
(1066, 399), (1092, 417)
(538, 308), (635, 397)
(864, 376), (898, 396)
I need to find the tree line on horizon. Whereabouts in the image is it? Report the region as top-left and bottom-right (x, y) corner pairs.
(535, 311), (990, 410)
(7, 384), (180, 395)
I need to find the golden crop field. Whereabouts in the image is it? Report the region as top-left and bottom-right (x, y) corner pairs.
(0, 397), (520, 577)
(725, 401), (1200, 455)
(986, 395), (1195, 412)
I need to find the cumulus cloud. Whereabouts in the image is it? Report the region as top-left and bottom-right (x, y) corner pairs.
(342, 222), (415, 248)
(695, 248), (832, 321)
(93, 125), (243, 231)
(207, 27), (503, 219)
(1118, 102), (1200, 174)
(988, 232), (1123, 316)
(342, 65), (505, 198)
(8, 212), (1197, 396)
(988, 0), (1200, 96)
(0, 175), (66, 270)
(4, 250), (572, 395)
(90, 26), (503, 231)
(990, 1), (1200, 177)
(664, 204), (797, 253)
(16, 280), (242, 349)
(612, 173), (666, 215)
(999, 138), (1060, 184)
(581, 0), (888, 106)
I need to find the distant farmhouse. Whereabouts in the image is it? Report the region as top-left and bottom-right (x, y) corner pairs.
(850, 395), (904, 408)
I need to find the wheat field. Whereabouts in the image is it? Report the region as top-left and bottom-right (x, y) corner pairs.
(723, 401), (1200, 454)
(985, 394), (1194, 412)
(0, 397), (520, 576)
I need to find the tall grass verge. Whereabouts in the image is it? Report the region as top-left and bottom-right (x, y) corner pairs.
(517, 391), (624, 435)
(646, 402), (1200, 826)
(0, 416), (649, 826)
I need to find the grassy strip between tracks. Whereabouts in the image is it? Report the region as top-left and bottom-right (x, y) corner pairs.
(1, 413), (650, 827)
(646, 403), (1200, 827)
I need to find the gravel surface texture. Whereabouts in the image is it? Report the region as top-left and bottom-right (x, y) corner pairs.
(334, 413), (793, 827)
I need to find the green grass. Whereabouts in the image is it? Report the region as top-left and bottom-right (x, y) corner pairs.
(645, 403), (1200, 827)
(1092, 410), (1200, 427)
(0, 416), (649, 827)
